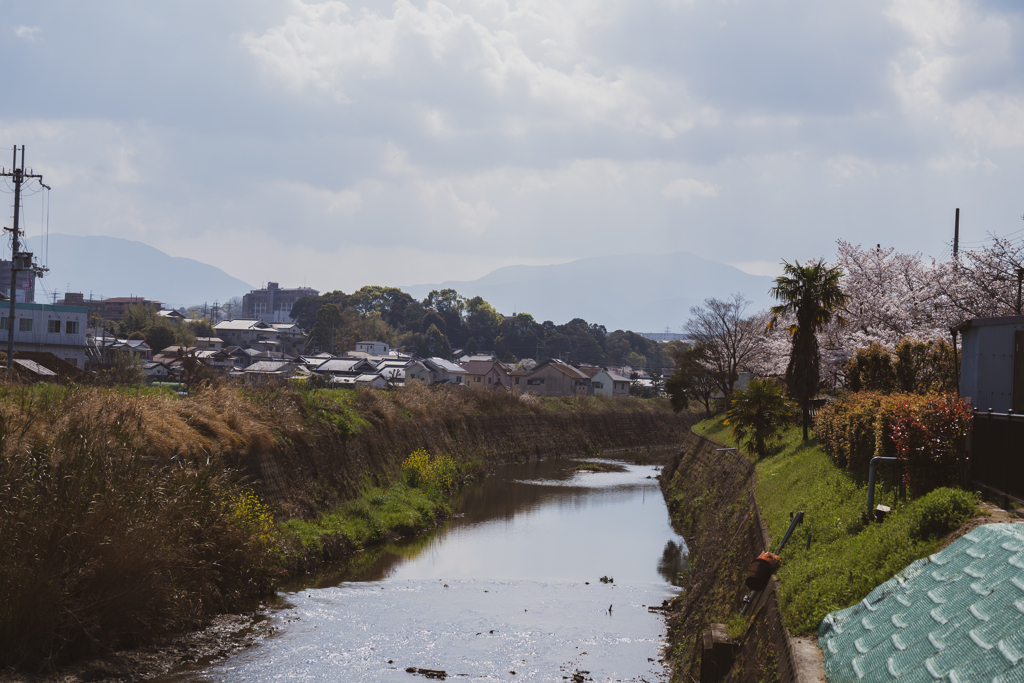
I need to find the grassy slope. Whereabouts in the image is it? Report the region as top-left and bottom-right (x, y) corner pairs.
(694, 416), (976, 635)
(0, 381), (682, 668)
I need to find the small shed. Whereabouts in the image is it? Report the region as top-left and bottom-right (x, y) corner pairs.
(955, 314), (1024, 412)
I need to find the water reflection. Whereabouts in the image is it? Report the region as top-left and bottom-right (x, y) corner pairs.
(657, 540), (688, 587)
(160, 453), (688, 682)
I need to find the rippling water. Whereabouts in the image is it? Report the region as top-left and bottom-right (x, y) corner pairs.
(159, 455), (687, 682)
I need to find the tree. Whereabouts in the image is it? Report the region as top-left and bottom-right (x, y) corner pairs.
(683, 294), (767, 400)
(725, 378), (797, 459)
(311, 303), (343, 353)
(110, 350), (144, 386)
(768, 259), (850, 440)
(145, 322), (176, 353)
(665, 343), (719, 416)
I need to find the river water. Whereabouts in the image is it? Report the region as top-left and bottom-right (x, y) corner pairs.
(159, 455), (687, 682)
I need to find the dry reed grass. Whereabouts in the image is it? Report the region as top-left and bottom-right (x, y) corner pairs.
(0, 379), (680, 670)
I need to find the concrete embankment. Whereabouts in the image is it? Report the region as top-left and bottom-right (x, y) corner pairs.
(660, 430), (813, 683)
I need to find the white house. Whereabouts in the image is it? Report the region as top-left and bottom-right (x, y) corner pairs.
(423, 358), (467, 385)
(355, 341), (390, 355)
(0, 302), (89, 367)
(587, 369), (631, 398)
(214, 319), (279, 351)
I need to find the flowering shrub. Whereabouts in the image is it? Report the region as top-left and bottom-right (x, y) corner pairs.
(230, 489), (277, 546)
(402, 448), (457, 500)
(889, 394), (973, 497)
(815, 392), (972, 494)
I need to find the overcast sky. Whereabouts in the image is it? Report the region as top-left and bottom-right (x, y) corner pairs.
(2, 0), (1023, 295)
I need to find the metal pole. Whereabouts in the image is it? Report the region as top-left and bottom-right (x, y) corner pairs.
(7, 146), (22, 370)
(867, 457), (900, 519)
(954, 208), (960, 258)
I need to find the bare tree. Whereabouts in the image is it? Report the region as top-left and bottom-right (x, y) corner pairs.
(683, 293), (768, 399)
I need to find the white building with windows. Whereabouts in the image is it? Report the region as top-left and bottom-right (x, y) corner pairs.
(0, 302), (89, 367)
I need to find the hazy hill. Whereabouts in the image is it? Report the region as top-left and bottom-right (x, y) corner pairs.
(23, 234), (253, 309)
(404, 252), (776, 332)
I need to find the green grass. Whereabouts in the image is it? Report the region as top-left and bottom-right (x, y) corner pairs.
(280, 483), (446, 556)
(297, 387), (372, 438)
(694, 415), (977, 635)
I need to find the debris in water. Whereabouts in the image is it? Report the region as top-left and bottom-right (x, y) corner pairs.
(405, 666), (447, 679)
(599, 576), (613, 584)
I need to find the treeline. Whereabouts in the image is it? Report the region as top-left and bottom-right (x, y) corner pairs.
(291, 286), (680, 368)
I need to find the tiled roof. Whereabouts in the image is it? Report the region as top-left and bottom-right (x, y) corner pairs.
(426, 358), (466, 374)
(819, 522), (1024, 682)
(461, 360), (503, 375)
(244, 360), (293, 373)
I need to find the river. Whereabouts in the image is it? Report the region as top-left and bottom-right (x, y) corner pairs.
(156, 454), (687, 682)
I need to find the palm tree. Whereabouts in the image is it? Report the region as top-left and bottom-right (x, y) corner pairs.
(768, 259), (850, 440)
(726, 378), (797, 458)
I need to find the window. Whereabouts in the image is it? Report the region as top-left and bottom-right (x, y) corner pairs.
(0, 317), (8, 330)
(488, 377), (492, 384)
(527, 378), (544, 385)
(475, 376), (481, 382)
(19, 318), (32, 332)
(66, 321), (79, 334)
(48, 320), (60, 333)
(514, 377), (520, 384)
(593, 381), (603, 389)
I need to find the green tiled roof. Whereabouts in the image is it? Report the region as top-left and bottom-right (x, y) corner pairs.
(819, 523), (1024, 682)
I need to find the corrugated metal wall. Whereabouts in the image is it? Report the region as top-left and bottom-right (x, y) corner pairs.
(961, 320), (1024, 412)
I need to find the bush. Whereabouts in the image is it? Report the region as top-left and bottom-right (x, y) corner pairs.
(402, 448), (458, 501)
(815, 391), (971, 494)
(725, 378), (798, 459)
(844, 338), (957, 394)
(889, 394), (973, 497)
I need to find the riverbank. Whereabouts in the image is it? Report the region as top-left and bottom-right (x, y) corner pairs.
(659, 418), (978, 682)
(0, 381), (697, 674)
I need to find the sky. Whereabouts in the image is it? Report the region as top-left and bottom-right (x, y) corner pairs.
(2, 0), (1023, 296)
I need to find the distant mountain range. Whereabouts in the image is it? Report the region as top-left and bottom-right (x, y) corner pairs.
(403, 252), (776, 333)
(23, 234), (253, 309)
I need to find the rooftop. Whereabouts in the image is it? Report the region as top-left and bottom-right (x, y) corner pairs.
(820, 522), (1024, 682)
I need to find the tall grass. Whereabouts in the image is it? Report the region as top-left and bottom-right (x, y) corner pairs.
(0, 379), (684, 669)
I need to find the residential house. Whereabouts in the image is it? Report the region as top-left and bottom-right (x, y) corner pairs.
(157, 309), (187, 324)
(423, 357), (467, 385)
(244, 359), (298, 382)
(271, 323), (306, 355)
(241, 282), (318, 323)
(355, 341), (390, 355)
(0, 302), (89, 367)
(194, 336), (225, 350)
(404, 360), (431, 384)
(355, 373), (388, 389)
(214, 319), (279, 351)
(313, 358), (377, 378)
(518, 360), (590, 397)
(143, 361), (171, 382)
(580, 367), (631, 398)
(462, 359), (511, 388)
(90, 296), (163, 323)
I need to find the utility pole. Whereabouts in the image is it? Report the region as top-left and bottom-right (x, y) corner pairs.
(0, 146), (49, 370)
(953, 208), (960, 258)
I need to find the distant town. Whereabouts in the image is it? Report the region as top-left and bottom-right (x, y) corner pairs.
(3, 269), (681, 397)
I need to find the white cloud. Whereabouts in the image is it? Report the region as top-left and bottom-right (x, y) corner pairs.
(661, 177), (718, 203)
(14, 26), (40, 42)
